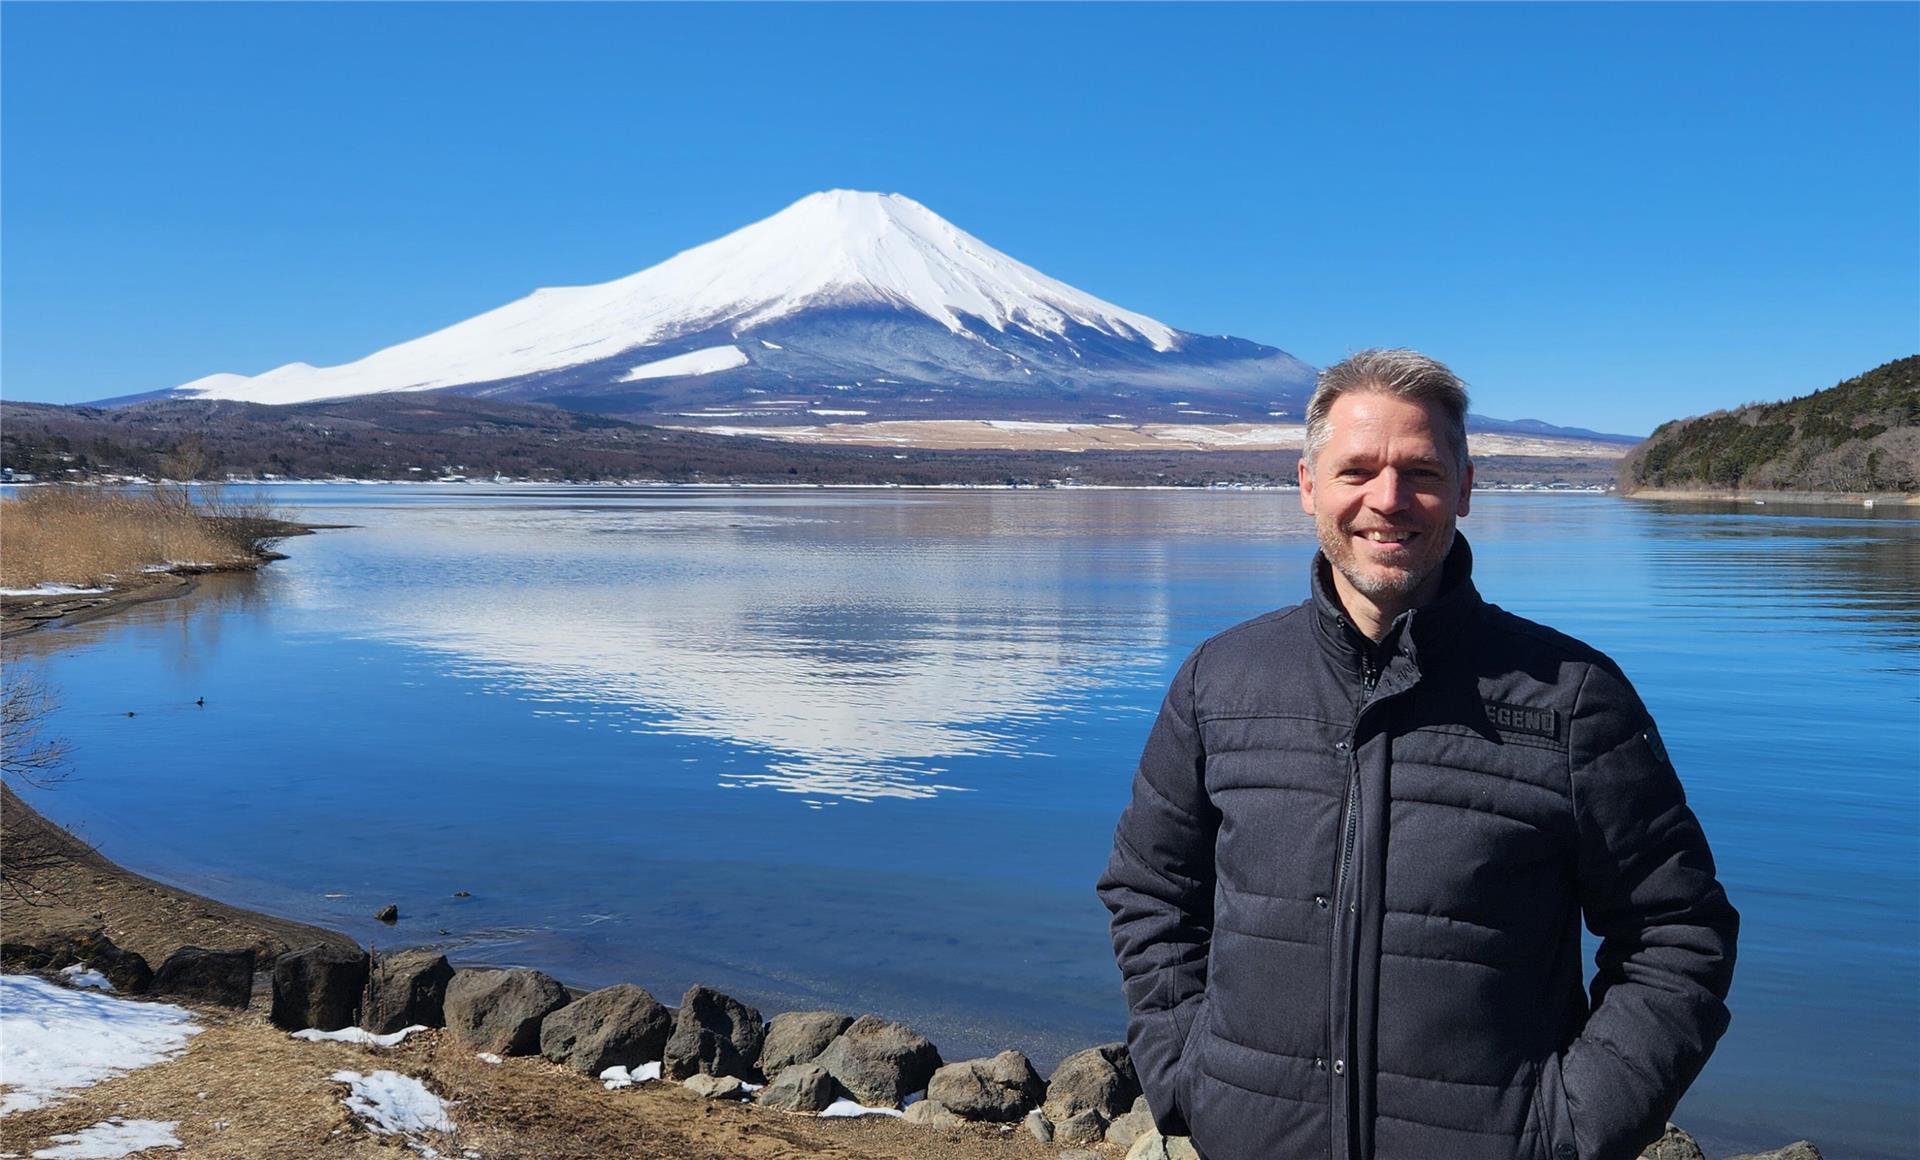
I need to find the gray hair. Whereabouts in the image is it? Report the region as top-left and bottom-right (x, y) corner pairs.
(1303, 348), (1471, 470)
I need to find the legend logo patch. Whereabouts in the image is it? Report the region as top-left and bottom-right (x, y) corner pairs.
(1484, 700), (1560, 742)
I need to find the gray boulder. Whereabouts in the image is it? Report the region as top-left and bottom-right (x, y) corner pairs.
(759, 1011), (853, 1078)
(1108, 1105), (1156, 1148)
(683, 1073), (747, 1100)
(151, 946), (254, 1008)
(812, 1014), (944, 1108)
(1044, 1042), (1140, 1123)
(539, 983), (672, 1074)
(6, 931), (153, 994)
(662, 985), (766, 1081)
(1127, 1130), (1202, 1160)
(270, 944), (369, 1031)
(443, 967), (570, 1055)
(903, 1099), (966, 1128)
(1723, 1145), (1824, 1160)
(926, 1050), (1044, 1121)
(756, 1062), (842, 1113)
(1639, 1124), (1706, 1160)
(1056, 1108), (1109, 1147)
(1025, 1108), (1053, 1142)
(363, 949), (454, 1033)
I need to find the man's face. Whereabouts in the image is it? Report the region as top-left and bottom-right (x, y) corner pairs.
(1299, 390), (1473, 629)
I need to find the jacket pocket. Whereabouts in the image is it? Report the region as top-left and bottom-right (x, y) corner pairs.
(1531, 1051), (1581, 1160)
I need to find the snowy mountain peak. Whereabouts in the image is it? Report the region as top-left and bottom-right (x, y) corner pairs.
(164, 191), (1187, 406)
(586, 187), (1180, 350)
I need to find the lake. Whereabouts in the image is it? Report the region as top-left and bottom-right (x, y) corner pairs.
(7, 486), (1916, 1158)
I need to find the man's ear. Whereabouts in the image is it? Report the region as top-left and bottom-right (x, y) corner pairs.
(1457, 459), (1474, 517)
(1298, 457), (1315, 515)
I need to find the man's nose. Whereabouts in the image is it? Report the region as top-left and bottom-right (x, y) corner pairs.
(1366, 468), (1412, 512)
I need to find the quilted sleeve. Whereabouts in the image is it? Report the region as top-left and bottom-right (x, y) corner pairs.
(1095, 647), (1220, 1136)
(1562, 661), (1739, 1160)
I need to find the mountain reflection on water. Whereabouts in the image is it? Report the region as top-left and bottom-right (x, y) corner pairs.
(272, 493), (1211, 800)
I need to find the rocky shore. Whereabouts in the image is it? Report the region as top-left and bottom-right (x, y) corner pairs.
(0, 784), (1825, 1159)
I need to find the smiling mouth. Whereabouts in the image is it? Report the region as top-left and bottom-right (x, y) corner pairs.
(1357, 530), (1415, 544)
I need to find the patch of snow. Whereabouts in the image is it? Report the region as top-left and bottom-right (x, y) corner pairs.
(474, 1053), (502, 1066)
(0, 974), (201, 1115)
(293, 1024), (426, 1048)
(331, 1070), (455, 1135)
(29, 1118), (180, 1159)
(1149, 425), (1304, 447)
(807, 409), (868, 416)
(984, 420), (1084, 432)
(819, 1097), (904, 1118)
(0, 585), (111, 597)
(602, 1060), (662, 1089)
(56, 966), (113, 992)
(619, 345), (750, 383)
(759, 340), (783, 350)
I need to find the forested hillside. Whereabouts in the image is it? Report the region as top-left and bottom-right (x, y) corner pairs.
(1621, 356), (1919, 494)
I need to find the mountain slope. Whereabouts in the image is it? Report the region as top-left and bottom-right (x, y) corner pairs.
(147, 191), (1314, 421)
(1620, 356), (1919, 493)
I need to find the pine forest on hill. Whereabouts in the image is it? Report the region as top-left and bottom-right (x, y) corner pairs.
(1621, 356), (1920, 495)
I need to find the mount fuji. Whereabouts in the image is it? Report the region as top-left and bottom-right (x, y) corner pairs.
(142, 191), (1317, 424)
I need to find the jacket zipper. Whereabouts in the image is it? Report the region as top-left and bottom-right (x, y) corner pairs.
(1339, 653), (1377, 888)
(1331, 629), (1381, 1160)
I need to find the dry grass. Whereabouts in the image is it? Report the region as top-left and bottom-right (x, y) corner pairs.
(0, 486), (278, 589)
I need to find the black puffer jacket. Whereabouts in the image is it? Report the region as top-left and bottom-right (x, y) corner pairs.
(1097, 538), (1736, 1160)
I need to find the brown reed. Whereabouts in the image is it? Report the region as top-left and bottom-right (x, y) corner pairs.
(0, 486), (266, 590)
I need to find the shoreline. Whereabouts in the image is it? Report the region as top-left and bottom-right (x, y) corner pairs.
(0, 519), (319, 639)
(1624, 487), (1919, 507)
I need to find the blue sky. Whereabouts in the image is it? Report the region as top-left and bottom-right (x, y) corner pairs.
(3, 2), (1914, 434)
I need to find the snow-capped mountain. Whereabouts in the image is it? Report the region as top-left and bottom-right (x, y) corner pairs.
(148, 190), (1316, 423)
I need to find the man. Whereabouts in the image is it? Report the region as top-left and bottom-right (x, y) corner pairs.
(1097, 350), (1736, 1160)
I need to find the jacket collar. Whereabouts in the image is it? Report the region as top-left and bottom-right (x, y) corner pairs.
(1310, 533), (1483, 681)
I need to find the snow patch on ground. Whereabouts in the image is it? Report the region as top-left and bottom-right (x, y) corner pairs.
(0, 975), (201, 1115)
(598, 1060), (661, 1090)
(29, 1118), (180, 1158)
(0, 585), (111, 597)
(292, 1025), (426, 1048)
(619, 345), (750, 382)
(56, 966), (113, 992)
(818, 1097), (904, 1118)
(331, 1070), (455, 1135)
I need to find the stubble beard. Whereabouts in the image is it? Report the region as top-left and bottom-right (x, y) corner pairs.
(1317, 517), (1457, 604)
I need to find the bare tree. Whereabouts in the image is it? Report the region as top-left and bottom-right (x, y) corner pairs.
(1, 669), (74, 903)
(1, 669), (69, 789)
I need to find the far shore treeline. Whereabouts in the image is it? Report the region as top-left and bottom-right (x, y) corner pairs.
(0, 394), (1616, 491)
(1621, 356), (1919, 496)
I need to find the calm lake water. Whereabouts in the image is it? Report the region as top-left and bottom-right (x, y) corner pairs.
(8, 486), (1917, 1158)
